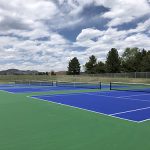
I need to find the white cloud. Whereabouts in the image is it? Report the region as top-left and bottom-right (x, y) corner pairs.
(0, 0), (150, 71)
(76, 25), (150, 62)
(101, 0), (150, 26)
(128, 18), (150, 33)
(77, 28), (103, 41)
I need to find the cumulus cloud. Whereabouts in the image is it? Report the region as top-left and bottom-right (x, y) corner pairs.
(97, 0), (150, 26)
(76, 23), (150, 60)
(0, 0), (150, 71)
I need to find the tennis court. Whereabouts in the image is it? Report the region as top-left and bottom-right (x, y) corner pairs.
(0, 81), (102, 93)
(32, 91), (150, 122)
(27, 81), (149, 122)
(1, 81), (150, 122)
(0, 81), (150, 150)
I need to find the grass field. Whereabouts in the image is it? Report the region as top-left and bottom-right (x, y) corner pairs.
(1, 88), (150, 150)
(0, 74), (150, 84)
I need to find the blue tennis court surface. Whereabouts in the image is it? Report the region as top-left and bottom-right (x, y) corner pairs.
(0, 83), (107, 93)
(32, 91), (150, 122)
(0, 85), (99, 93)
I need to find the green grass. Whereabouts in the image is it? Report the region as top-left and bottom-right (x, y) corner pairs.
(0, 90), (150, 150)
(0, 74), (150, 84)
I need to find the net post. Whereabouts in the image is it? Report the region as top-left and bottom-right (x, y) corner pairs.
(110, 82), (112, 90)
(99, 82), (101, 90)
(56, 81), (58, 86)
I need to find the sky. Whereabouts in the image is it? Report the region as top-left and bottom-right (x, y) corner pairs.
(0, 0), (150, 71)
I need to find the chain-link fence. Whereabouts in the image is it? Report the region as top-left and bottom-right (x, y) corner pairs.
(79, 72), (150, 78)
(0, 72), (150, 83)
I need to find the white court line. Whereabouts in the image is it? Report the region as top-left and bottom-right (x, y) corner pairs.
(18, 89), (60, 94)
(32, 91), (150, 103)
(117, 93), (150, 98)
(111, 106), (150, 115)
(114, 96), (150, 103)
(0, 89), (58, 95)
(0, 89), (15, 94)
(32, 92), (98, 97)
(138, 118), (150, 123)
(82, 93), (150, 103)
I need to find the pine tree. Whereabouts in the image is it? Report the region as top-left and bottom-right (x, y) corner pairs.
(106, 48), (121, 73)
(121, 47), (141, 72)
(141, 51), (150, 71)
(96, 61), (105, 73)
(67, 57), (81, 75)
(85, 55), (97, 74)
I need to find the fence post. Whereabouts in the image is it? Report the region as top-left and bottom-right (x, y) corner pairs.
(135, 72), (137, 78)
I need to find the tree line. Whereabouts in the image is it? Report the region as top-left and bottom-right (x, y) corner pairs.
(67, 47), (150, 75)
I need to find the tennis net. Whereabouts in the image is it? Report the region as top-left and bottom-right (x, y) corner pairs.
(0, 82), (15, 87)
(15, 80), (53, 86)
(56, 81), (101, 89)
(110, 82), (150, 93)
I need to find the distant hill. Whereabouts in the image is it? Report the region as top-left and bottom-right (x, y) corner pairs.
(0, 69), (39, 75)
